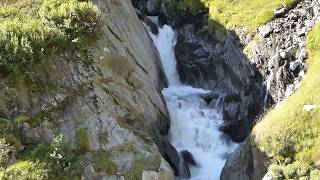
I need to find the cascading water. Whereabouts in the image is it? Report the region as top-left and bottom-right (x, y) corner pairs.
(149, 25), (238, 180)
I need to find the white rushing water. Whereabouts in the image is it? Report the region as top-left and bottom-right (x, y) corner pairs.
(149, 25), (238, 180)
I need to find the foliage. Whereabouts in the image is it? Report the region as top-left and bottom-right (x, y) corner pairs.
(94, 152), (117, 174)
(0, 19), (65, 73)
(40, 0), (100, 42)
(20, 134), (84, 179)
(254, 23), (320, 179)
(165, 0), (206, 15)
(203, 0), (299, 30)
(0, 0), (100, 84)
(76, 128), (90, 153)
(0, 160), (48, 180)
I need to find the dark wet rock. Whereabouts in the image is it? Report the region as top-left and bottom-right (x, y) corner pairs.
(221, 138), (269, 180)
(135, 8), (159, 34)
(180, 161), (191, 179)
(199, 92), (219, 104)
(174, 24), (265, 142)
(155, 135), (179, 174)
(146, 0), (161, 16)
(181, 150), (197, 166)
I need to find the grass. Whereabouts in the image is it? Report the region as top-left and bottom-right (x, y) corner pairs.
(76, 128), (90, 153)
(202, 0), (299, 30)
(253, 23), (320, 179)
(0, 0), (100, 84)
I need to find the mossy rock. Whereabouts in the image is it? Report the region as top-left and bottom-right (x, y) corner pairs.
(94, 153), (117, 175)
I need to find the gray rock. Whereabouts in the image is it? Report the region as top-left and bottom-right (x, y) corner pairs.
(258, 25), (272, 38)
(290, 60), (300, 71)
(221, 138), (268, 180)
(146, 0), (161, 16)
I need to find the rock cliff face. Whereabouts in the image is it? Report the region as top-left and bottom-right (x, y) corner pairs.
(0, 0), (173, 179)
(246, 0), (320, 104)
(221, 0), (320, 179)
(174, 24), (265, 142)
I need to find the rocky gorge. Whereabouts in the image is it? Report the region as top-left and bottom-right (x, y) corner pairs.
(0, 0), (320, 179)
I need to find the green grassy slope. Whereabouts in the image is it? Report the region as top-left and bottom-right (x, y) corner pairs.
(253, 23), (320, 179)
(203, 0), (299, 30)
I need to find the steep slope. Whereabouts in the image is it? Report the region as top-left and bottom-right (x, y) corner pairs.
(0, 0), (173, 179)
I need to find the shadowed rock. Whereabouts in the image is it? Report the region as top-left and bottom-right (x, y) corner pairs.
(181, 150), (197, 166)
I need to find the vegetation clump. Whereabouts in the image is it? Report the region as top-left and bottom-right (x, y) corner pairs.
(253, 23), (320, 179)
(94, 152), (117, 174)
(0, 160), (48, 180)
(165, 0), (206, 15)
(0, 0), (100, 83)
(76, 128), (90, 153)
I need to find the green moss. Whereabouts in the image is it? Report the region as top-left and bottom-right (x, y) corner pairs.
(0, 160), (48, 180)
(203, 0), (300, 30)
(98, 131), (109, 145)
(94, 153), (117, 174)
(76, 128), (90, 153)
(253, 23), (320, 179)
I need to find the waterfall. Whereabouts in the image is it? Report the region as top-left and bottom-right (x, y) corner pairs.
(149, 25), (238, 180)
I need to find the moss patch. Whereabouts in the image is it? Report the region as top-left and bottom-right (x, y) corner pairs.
(253, 23), (320, 179)
(94, 152), (117, 174)
(76, 128), (90, 153)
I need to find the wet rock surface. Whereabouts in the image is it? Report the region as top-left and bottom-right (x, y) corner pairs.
(174, 24), (265, 142)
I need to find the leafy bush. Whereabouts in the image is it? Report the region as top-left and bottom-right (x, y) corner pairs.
(20, 134), (84, 179)
(40, 0), (100, 41)
(0, 19), (65, 74)
(0, 0), (100, 84)
(0, 161), (48, 180)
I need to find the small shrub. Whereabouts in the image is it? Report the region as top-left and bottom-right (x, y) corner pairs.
(40, 0), (100, 41)
(0, 19), (65, 74)
(20, 134), (84, 179)
(76, 128), (90, 153)
(0, 160), (48, 180)
(269, 164), (284, 179)
(165, 0), (206, 15)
